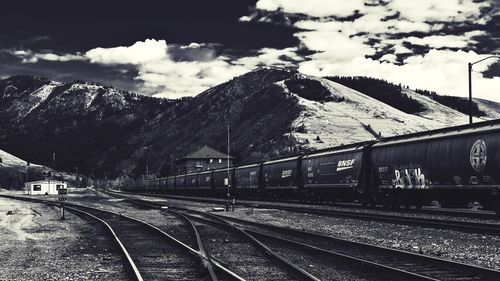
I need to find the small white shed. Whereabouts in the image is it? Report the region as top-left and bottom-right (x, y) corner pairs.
(25, 180), (68, 195)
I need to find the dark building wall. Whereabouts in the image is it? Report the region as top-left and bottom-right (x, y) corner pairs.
(177, 158), (234, 174)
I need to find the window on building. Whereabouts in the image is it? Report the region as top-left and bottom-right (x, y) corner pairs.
(210, 159), (213, 163)
(218, 159), (222, 163)
(33, 185), (41, 191)
(56, 185), (64, 190)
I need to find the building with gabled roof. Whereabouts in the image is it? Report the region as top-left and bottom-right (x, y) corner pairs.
(176, 145), (235, 174)
(25, 180), (67, 195)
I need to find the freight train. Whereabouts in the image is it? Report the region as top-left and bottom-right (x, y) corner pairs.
(123, 119), (500, 216)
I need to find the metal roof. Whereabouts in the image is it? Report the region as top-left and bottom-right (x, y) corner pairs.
(26, 180), (66, 184)
(373, 119), (500, 148)
(303, 146), (364, 159)
(263, 156), (300, 165)
(181, 145), (235, 159)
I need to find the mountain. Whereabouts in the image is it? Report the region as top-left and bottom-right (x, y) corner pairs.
(1, 69), (499, 180)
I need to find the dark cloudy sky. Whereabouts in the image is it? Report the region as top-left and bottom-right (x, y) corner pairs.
(1, 0), (499, 100)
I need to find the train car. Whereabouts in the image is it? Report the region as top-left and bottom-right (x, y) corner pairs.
(234, 164), (261, 197)
(262, 156), (301, 199)
(137, 179), (147, 193)
(197, 170), (213, 195)
(159, 177), (168, 193)
(185, 172), (198, 195)
(174, 174), (186, 194)
(370, 120), (500, 212)
(301, 143), (368, 202)
(148, 178), (161, 193)
(212, 168), (234, 197)
(166, 176), (176, 193)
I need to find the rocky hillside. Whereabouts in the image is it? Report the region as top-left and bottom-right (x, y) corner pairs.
(1, 69), (499, 179)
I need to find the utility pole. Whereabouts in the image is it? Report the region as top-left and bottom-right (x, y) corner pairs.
(468, 55), (499, 124)
(226, 123), (230, 211)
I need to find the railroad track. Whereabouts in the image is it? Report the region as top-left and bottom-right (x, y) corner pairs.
(103, 191), (500, 281)
(200, 211), (500, 281)
(0, 194), (244, 281)
(128, 192), (498, 220)
(104, 191), (421, 280)
(122, 192), (500, 235)
(167, 209), (313, 281)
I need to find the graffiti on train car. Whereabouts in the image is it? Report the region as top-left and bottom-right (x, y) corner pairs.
(392, 167), (426, 189)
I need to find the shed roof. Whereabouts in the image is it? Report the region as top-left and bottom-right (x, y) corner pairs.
(182, 145), (235, 159)
(26, 180), (66, 184)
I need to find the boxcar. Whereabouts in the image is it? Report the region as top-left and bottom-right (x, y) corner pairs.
(174, 174), (186, 193)
(302, 144), (366, 201)
(198, 170), (213, 194)
(166, 176), (176, 193)
(185, 172), (198, 194)
(158, 178), (167, 193)
(370, 122), (500, 210)
(262, 156), (301, 199)
(212, 168), (234, 197)
(234, 164), (261, 197)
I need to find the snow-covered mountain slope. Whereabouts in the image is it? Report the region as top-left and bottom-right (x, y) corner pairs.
(283, 75), (477, 149)
(0, 149), (28, 166)
(1, 69), (499, 177)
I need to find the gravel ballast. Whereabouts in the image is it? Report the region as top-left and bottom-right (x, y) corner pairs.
(0, 196), (127, 280)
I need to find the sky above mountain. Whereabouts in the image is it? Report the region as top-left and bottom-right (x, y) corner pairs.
(0, 0), (498, 100)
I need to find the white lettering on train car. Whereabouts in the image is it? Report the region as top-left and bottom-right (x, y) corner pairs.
(282, 169), (292, 178)
(336, 159), (355, 171)
(393, 168), (426, 189)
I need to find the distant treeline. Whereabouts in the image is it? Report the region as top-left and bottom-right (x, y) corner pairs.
(414, 89), (486, 117)
(325, 76), (425, 114)
(325, 76), (486, 117)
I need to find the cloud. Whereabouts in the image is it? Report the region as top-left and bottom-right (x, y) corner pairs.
(234, 47), (302, 68)
(389, 0), (489, 22)
(85, 39), (168, 65)
(250, 0), (499, 102)
(299, 50), (500, 102)
(81, 39), (302, 98)
(405, 31), (485, 49)
(256, 0), (366, 18)
(10, 49), (86, 63)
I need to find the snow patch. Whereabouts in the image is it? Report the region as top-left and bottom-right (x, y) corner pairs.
(281, 77), (466, 149)
(23, 82), (60, 116)
(65, 83), (103, 110)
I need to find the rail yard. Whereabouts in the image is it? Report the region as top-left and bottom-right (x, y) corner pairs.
(1, 188), (499, 281)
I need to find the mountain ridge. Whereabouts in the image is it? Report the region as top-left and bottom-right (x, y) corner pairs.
(1, 68), (499, 180)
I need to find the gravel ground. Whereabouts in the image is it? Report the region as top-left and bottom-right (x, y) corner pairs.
(219, 208), (500, 270)
(6, 189), (498, 279)
(0, 195), (127, 280)
(105, 192), (500, 270)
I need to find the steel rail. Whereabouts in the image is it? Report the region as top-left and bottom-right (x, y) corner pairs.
(117, 191), (500, 234)
(168, 209), (219, 281)
(64, 206), (144, 281)
(178, 210), (438, 281)
(195, 210), (321, 281)
(0, 194), (246, 281)
(101, 191), (500, 279)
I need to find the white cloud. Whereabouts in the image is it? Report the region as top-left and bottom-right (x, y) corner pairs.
(82, 39), (302, 98)
(256, 0), (365, 18)
(234, 47), (302, 68)
(85, 39), (168, 65)
(299, 50), (500, 102)
(389, 0), (489, 22)
(11, 49), (86, 63)
(295, 30), (375, 62)
(36, 53), (85, 62)
(406, 31), (485, 49)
